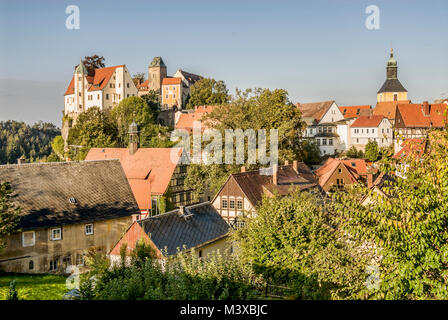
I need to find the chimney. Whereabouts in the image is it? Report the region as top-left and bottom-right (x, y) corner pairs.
(273, 164), (278, 185)
(179, 206), (185, 215)
(128, 121), (139, 155)
(367, 173), (374, 189)
(293, 160), (298, 173)
(241, 166), (246, 173)
(284, 160), (289, 166)
(422, 101), (430, 116)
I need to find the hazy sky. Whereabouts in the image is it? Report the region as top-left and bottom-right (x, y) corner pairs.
(0, 0), (447, 126)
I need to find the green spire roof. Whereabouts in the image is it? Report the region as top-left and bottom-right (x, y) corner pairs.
(387, 48), (397, 67)
(75, 59), (88, 74)
(149, 56), (166, 68)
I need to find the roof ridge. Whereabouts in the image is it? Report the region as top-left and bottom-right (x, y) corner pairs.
(0, 159), (119, 168)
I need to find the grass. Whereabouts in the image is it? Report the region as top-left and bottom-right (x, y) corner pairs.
(0, 273), (68, 300)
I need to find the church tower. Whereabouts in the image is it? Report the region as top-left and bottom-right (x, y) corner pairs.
(148, 56), (167, 93)
(377, 49), (408, 103)
(74, 59), (88, 113)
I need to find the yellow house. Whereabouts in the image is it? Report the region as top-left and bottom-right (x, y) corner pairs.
(377, 49), (408, 103)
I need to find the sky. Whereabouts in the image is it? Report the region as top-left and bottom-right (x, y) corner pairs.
(0, 0), (447, 126)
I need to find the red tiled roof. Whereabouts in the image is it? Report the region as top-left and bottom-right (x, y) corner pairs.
(393, 139), (426, 161)
(85, 148), (183, 210)
(351, 115), (385, 128)
(64, 65), (125, 95)
(338, 105), (371, 119)
(137, 80), (149, 90)
(175, 106), (217, 133)
(162, 77), (182, 85)
(315, 158), (368, 188)
(373, 100), (411, 120)
(396, 103), (448, 128)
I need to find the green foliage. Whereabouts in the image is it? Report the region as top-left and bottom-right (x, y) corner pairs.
(364, 140), (379, 162)
(0, 274), (67, 300)
(332, 130), (448, 299)
(132, 72), (145, 86)
(186, 78), (230, 109)
(6, 280), (19, 300)
(300, 139), (322, 165)
(0, 182), (21, 251)
(82, 55), (105, 74)
(140, 90), (161, 119)
(0, 121), (60, 164)
(346, 146), (364, 159)
(67, 107), (117, 160)
(232, 190), (367, 299)
(185, 164), (235, 202)
(79, 244), (264, 300)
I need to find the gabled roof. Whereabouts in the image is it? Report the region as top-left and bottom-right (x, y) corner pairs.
(393, 139), (427, 161)
(64, 65), (125, 95)
(227, 163), (317, 208)
(162, 77), (182, 85)
(351, 115), (385, 128)
(314, 158), (368, 188)
(338, 105), (372, 119)
(378, 78), (407, 93)
(137, 202), (229, 256)
(85, 148), (183, 210)
(176, 69), (203, 85)
(175, 106), (217, 133)
(373, 100), (411, 120)
(136, 80), (149, 90)
(0, 160), (139, 230)
(396, 103), (448, 128)
(149, 56), (166, 68)
(296, 101), (335, 122)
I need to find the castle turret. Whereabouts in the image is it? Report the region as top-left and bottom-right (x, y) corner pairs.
(377, 49), (408, 102)
(74, 59), (88, 113)
(148, 56), (167, 93)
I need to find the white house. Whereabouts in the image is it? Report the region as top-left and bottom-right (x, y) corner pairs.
(297, 100), (348, 155)
(350, 115), (393, 150)
(64, 61), (138, 118)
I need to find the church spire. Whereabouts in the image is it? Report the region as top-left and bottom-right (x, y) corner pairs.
(386, 48), (398, 79)
(75, 59), (88, 75)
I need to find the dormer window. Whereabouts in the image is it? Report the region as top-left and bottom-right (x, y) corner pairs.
(69, 197), (77, 204)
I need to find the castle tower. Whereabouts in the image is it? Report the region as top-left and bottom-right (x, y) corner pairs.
(128, 121), (139, 155)
(74, 59), (88, 113)
(377, 49), (408, 103)
(148, 56), (167, 93)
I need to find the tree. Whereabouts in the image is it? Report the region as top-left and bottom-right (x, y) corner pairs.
(140, 90), (161, 120)
(0, 182), (21, 251)
(332, 129), (448, 299)
(82, 55), (105, 74)
(364, 140), (379, 161)
(111, 96), (173, 148)
(186, 78), (230, 109)
(0, 121), (60, 164)
(232, 190), (367, 299)
(300, 139), (322, 165)
(132, 73), (145, 86)
(67, 107), (117, 160)
(346, 146), (364, 159)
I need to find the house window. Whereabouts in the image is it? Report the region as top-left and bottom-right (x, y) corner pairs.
(127, 83), (130, 88)
(22, 231), (35, 247)
(106, 94), (109, 100)
(394, 93), (398, 101)
(49, 259), (58, 271)
(29, 260), (34, 270)
(166, 95), (168, 99)
(50, 228), (62, 241)
(118, 83), (121, 88)
(322, 139), (327, 145)
(110, 84), (113, 88)
(338, 168), (342, 173)
(222, 199), (228, 209)
(199, 250), (203, 258)
(97, 94), (100, 100)
(229, 200), (235, 209)
(372, 129), (375, 134)
(85, 224), (94, 235)
(237, 199), (243, 210)
(329, 139), (333, 146)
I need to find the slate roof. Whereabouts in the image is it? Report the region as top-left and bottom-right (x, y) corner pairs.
(0, 160), (139, 230)
(377, 78), (407, 93)
(138, 203), (229, 256)
(227, 163), (317, 208)
(177, 69), (203, 85)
